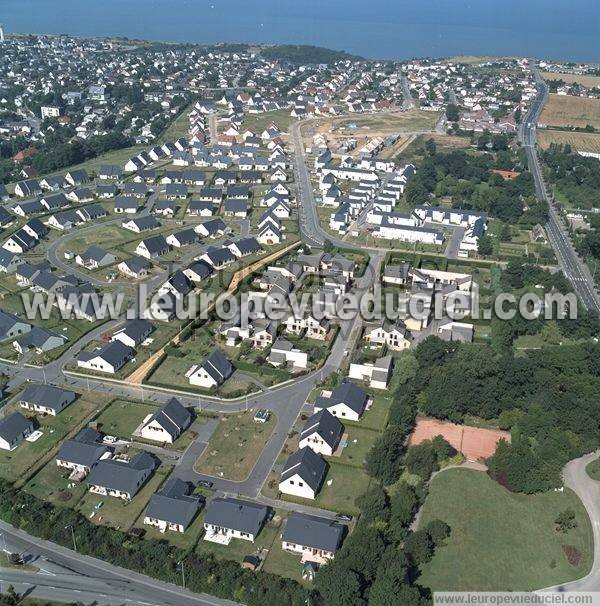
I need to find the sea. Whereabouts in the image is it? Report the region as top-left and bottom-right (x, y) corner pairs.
(2, 0), (600, 62)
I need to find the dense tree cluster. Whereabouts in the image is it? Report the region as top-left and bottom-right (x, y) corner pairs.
(316, 479), (449, 605)
(541, 144), (600, 210)
(0, 480), (310, 606)
(261, 45), (358, 64)
(405, 145), (535, 222)
(411, 335), (600, 493)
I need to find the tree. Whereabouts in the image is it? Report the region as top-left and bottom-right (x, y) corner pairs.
(7, 553), (21, 566)
(365, 426), (407, 484)
(425, 519), (451, 546)
(404, 529), (434, 565)
(355, 484), (389, 524)
(368, 550), (418, 606)
(555, 509), (577, 533)
(478, 234), (494, 256)
(446, 103), (460, 122)
(395, 352), (419, 385)
(405, 442), (439, 480)
(388, 483), (419, 540)
(424, 138), (437, 156)
(316, 561), (365, 606)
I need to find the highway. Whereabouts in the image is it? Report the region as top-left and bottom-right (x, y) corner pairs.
(0, 521), (239, 606)
(520, 69), (600, 311)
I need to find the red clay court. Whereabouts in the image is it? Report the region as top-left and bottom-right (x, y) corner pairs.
(408, 417), (511, 462)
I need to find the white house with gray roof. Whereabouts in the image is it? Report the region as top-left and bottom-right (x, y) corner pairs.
(0, 412), (35, 451)
(138, 398), (191, 444)
(203, 497), (269, 544)
(19, 384), (76, 417)
(279, 446), (328, 500)
(282, 513), (345, 563)
(144, 478), (203, 533)
(87, 452), (157, 500)
(77, 341), (134, 374)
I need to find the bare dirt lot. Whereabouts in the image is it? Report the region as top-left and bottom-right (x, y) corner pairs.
(408, 417), (511, 462)
(539, 94), (600, 130)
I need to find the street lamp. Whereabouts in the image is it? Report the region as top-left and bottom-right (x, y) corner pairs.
(177, 560), (186, 588)
(65, 524), (77, 552)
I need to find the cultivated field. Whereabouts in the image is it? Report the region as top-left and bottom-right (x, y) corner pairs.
(537, 129), (600, 153)
(418, 469), (593, 591)
(539, 94), (600, 130)
(542, 72), (600, 89)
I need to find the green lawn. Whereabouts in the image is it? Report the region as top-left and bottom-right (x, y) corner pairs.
(24, 459), (89, 507)
(194, 411), (276, 481)
(242, 109), (295, 135)
(586, 458), (600, 481)
(271, 461), (371, 515)
(92, 399), (158, 439)
(333, 425), (380, 468)
(0, 395), (107, 482)
(418, 468), (593, 591)
(77, 464), (171, 531)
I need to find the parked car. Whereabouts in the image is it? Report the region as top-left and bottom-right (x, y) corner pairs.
(198, 480), (214, 489)
(335, 513), (353, 522)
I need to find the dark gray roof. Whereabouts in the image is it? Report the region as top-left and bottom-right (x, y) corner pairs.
(124, 215), (159, 230)
(78, 341), (133, 369)
(20, 383), (75, 413)
(315, 382), (367, 416)
(121, 256), (150, 274)
(282, 512), (344, 553)
(300, 409), (343, 451)
(144, 398), (191, 439)
(281, 447), (327, 492)
(145, 478), (202, 527)
(0, 309), (29, 338)
(87, 452), (157, 495)
(57, 430), (112, 468)
(140, 235), (169, 255)
(199, 218), (227, 235)
(114, 319), (154, 343)
(201, 350), (233, 383)
(233, 237), (260, 255)
(204, 497), (268, 535)
(0, 412), (34, 443)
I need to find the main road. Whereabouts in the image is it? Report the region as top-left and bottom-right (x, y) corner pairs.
(520, 69), (600, 311)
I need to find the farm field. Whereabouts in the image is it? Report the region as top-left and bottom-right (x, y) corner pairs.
(541, 72), (600, 89)
(334, 109), (440, 133)
(418, 469), (593, 591)
(539, 94), (600, 130)
(537, 129), (600, 153)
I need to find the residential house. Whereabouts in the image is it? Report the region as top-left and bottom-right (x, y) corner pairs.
(87, 452), (157, 500)
(0, 412), (35, 451)
(144, 478), (203, 533)
(138, 398), (191, 444)
(19, 384), (75, 417)
(186, 350), (233, 388)
(282, 513), (345, 563)
(111, 319), (154, 348)
(203, 497), (269, 544)
(56, 428), (112, 478)
(299, 409), (343, 457)
(314, 382), (369, 422)
(279, 447), (328, 500)
(77, 341), (134, 374)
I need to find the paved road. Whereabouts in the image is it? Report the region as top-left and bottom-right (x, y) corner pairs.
(520, 68), (600, 311)
(0, 521), (239, 606)
(401, 74), (415, 109)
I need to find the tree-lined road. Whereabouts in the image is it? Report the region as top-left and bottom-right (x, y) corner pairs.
(520, 69), (600, 312)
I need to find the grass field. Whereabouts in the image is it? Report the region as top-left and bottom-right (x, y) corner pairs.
(539, 94), (600, 130)
(0, 395), (107, 482)
(92, 399), (158, 439)
(25, 459), (89, 507)
(586, 458), (600, 482)
(541, 72), (600, 89)
(243, 109), (295, 134)
(537, 129), (600, 153)
(418, 469), (593, 591)
(194, 411), (276, 481)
